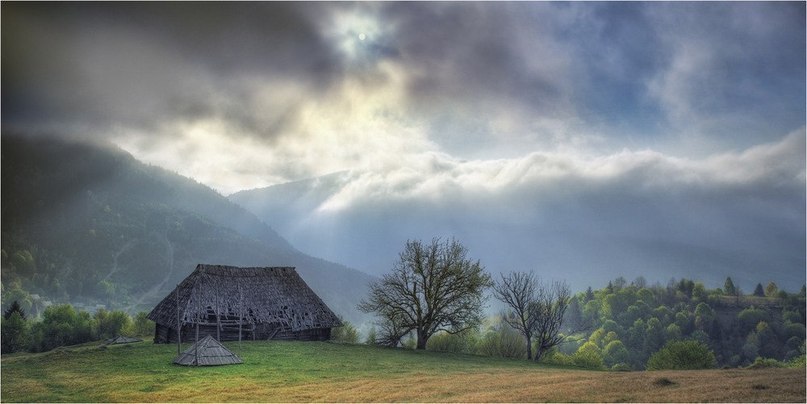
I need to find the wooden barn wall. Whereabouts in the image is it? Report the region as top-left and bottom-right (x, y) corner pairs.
(154, 323), (332, 343)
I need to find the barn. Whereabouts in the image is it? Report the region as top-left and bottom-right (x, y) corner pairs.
(148, 264), (341, 343)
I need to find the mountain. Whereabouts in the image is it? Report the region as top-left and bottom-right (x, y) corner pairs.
(1, 134), (374, 324)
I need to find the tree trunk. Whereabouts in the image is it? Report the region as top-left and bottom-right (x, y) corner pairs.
(533, 346), (545, 362)
(416, 329), (428, 350)
(526, 336), (532, 360)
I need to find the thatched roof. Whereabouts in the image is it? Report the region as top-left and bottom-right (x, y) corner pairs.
(173, 335), (242, 366)
(148, 264), (341, 331)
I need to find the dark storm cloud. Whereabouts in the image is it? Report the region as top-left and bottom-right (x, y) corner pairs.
(1, 2), (343, 137)
(372, 2), (805, 151)
(3, 2), (804, 153)
(380, 2), (574, 116)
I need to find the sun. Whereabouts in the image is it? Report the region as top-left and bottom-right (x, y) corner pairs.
(358, 33), (366, 41)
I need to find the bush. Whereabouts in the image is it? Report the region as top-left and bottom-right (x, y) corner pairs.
(746, 357), (784, 369)
(542, 350), (573, 366)
(427, 328), (479, 354)
(29, 305), (95, 352)
(364, 326), (377, 345)
(786, 354), (805, 369)
(611, 363), (631, 371)
(572, 341), (604, 369)
(477, 323), (525, 359)
(331, 319), (359, 344)
(130, 312), (155, 337)
(646, 340), (716, 370)
(94, 309), (132, 340)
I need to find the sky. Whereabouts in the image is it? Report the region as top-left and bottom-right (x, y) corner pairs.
(3, 2), (805, 290)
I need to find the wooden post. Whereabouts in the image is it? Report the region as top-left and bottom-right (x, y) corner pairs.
(195, 279), (199, 366)
(238, 282), (243, 345)
(175, 284), (181, 356)
(215, 281), (221, 341)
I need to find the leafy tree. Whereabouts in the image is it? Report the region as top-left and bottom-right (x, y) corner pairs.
(572, 341), (603, 369)
(753, 283), (765, 297)
(4, 300), (26, 320)
(29, 304), (94, 352)
(1, 311), (29, 353)
(765, 282), (779, 298)
(632, 276), (647, 289)
(723, 277), (737, 296)
(738, 307), (768, 333)
(359, 238), (492, 349)
(584, 286), (595, 302)
(665, 323), (682, 341)
(1, 286), (33, 316)
(603, 340), (629, 367)
(565, 296), (585, 332)
(646, 340), (716, 370)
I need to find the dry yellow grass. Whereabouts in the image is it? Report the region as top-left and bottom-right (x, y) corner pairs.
(2, 341), (805, 402)
(160, 368), (805, 403)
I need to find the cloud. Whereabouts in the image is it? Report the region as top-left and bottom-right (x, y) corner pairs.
(644, 2), (806, 149)
(4, 2), (803, 292)
(235, 130), (804, 291)
(3, 2), (804, 188)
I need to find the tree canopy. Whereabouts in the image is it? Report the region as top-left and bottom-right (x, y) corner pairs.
(359, 238), (492, 349)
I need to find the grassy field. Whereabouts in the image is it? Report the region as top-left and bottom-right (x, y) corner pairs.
(2, 340), (805, 402)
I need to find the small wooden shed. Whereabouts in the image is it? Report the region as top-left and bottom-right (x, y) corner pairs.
(173, 335), (242, 366)
(148, 264), (341, 343)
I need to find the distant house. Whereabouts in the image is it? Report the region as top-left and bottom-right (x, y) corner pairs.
(148, 264), (341, 343)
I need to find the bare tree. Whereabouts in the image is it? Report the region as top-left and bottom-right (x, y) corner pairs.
(374, 313), (411, 347)
(531, 280), (571, 362)
(493, 271), (538, 359)
(359, 238), (492, 349)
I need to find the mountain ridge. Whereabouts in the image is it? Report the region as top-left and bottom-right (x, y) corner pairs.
(1, 134), (373, 324)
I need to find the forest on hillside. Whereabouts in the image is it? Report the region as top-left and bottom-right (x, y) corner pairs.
(555, 277), (806, 369)
(331, 274), (806, 371)
(350, 276), (805, 370)
(3, 274), (805, 372)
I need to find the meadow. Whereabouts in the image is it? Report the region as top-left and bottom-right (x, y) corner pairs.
(1, 340), (804, 402)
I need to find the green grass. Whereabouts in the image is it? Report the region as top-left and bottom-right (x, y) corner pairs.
(2, 340), (805, 402)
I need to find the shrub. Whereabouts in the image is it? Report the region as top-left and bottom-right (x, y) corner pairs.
(94, 309), (132, 340)
(572, 341), (604, 369)
(746, 357), (784, 369)
(477, 323), (525, 359)
(427, 328), (479, 354)
(646, 340), (716, 370)
(130, 312), (155, 337)
(542, 350), (573, 366)
(331, 319), (360, 344)
(364, 326), (377, 345)
(611, 363), (631, 371)
(786, 354), (805, 369)
(29, 305), (95, 352)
